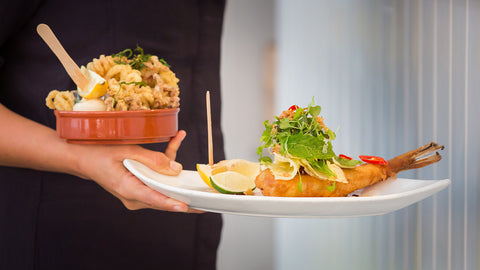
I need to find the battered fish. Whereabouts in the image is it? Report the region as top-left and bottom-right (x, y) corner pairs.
(255, 142), (444, 197)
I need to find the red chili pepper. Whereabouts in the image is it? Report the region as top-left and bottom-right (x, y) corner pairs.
(288, 105), (299, 111)
(359, 155), (388, 165)
(339, 154), (353, 160)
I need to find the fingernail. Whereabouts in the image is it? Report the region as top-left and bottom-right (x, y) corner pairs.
(173, 204), (187, 212)
(170, 160), (182, 172)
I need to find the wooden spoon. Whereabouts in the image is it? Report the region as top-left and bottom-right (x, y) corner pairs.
(36, 24), (89, 90)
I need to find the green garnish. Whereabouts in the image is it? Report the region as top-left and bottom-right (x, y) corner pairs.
(334, 156), (363, 168)
(113, 48), (133, 59)
(297, 172), (303, 192)
(111, 81), (148, 108)
(325, 181), (336, 192)
(257, 97), (337, 177)
(112, 46), (171, 71)
(73, 91), (80, 104)
(112, 87), (122, 108)
(258, 156), (272, 165)
(119, 81), (147, 87)
(159, 58), (171, 68)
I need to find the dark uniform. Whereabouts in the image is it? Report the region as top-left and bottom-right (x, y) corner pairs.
(0, 1), (226, 269)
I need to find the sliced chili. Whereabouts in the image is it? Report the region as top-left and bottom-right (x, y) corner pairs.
(359, 155), (388, 165)
(288, 105), (299, 111)
(338, 154), (353, 160)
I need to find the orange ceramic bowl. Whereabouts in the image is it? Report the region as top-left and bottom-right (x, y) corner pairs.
(54, 108), (179, 144)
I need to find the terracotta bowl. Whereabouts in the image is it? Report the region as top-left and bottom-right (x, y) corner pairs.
(54, 108), (179, 144)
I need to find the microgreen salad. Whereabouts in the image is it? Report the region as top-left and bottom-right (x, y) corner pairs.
(257, 98), (363, 183)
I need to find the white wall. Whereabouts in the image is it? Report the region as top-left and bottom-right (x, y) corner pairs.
(218, 1), (275, 269)
(274, 0), (480, 269)
(220, 0), (480, 269)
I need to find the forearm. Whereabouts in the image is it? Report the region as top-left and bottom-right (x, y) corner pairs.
(0, 103), (192, 212)
(0, 104), (86, 178)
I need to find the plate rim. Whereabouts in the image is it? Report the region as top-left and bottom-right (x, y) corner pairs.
(123, 159), (451, 217)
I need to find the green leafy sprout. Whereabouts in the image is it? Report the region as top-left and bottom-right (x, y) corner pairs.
(111, 46), (171, 70)
(257, 97), (361, 187)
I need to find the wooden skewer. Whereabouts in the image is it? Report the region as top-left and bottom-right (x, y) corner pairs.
(206, 91), (214, 165)
(36, 24), (89, 90)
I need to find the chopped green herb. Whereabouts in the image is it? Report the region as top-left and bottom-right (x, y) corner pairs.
(334, 156), (363, 168)
(111, 81), (148, 108)
(159, 58), (171, 68)
(112, 46), (153, 70)
(111, 46), (172, 72)
(73, 92), (80, 104)
(113, 48), (133, 59)
(258, 156), (272, 165)
(325, 181), (336, 192)
(297, 172), (303, 192)
(119, 81), (147, 87)
(112, 87), (122, 108)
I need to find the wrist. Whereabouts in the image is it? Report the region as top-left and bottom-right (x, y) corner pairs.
(60, 142), (91, 180)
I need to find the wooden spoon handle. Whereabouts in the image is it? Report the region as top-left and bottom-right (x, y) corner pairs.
(36, 24), (89, 90)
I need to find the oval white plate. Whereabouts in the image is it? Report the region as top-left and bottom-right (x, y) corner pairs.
(123, 159), (451, 218)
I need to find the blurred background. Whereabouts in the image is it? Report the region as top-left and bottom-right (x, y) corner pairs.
(218, 0), (479, 269)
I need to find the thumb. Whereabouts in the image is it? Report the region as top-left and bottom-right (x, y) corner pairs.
(130, 147), (183, 176)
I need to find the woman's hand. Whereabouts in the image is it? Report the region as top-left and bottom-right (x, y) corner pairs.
(0, 104), (197, 212)
(74, 130), (200, 212)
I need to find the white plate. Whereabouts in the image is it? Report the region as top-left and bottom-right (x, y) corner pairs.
(123, 159), (451, 218)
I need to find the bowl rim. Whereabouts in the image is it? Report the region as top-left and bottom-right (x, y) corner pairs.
(54, 107), (179, 117)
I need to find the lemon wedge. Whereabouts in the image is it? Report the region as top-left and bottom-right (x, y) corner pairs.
(77, 66), (108, 99)
(197, 163), (215, 188)
(197, 159), (260, 192)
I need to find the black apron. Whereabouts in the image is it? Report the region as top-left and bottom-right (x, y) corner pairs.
(0, 1), (226, 269)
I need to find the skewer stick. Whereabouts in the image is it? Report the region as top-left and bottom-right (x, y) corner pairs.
(206, 91), (214, 165)
(36, 24), (89, 90)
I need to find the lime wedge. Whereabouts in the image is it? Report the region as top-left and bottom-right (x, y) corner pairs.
(209, 171), (256, 194)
